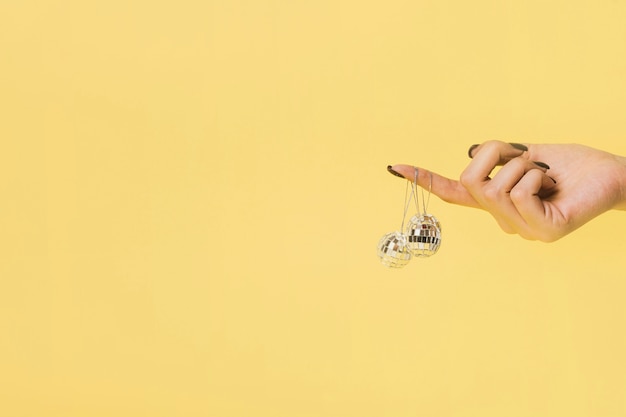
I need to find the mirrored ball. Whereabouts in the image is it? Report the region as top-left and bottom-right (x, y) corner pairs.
(377, 231), (412, 268)
(405, 214), (442, 257)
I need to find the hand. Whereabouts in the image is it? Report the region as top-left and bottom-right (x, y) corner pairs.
(390, 141), (626, 242)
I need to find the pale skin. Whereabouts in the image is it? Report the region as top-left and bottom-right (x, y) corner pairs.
(390, 141), (626, 242)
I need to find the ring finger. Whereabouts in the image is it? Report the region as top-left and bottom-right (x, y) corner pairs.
(479, 158), (552, 237)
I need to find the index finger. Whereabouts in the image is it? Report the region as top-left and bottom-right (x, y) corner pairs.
(389, 164), (480, 208)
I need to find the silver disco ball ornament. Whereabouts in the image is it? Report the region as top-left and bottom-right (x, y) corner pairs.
(405, 214), (442, 257)
(377, 231), (412, 268)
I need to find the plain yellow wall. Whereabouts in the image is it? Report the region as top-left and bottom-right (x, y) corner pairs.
(2, 1), (626, 416)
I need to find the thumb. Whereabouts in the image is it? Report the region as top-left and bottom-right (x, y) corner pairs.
(388, 164), (480, 208)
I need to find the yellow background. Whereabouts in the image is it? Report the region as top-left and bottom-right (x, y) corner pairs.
(2, 1), (626, 416)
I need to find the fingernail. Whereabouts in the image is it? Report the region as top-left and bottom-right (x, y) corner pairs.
(549, 176), (557, 184)
(467, 144), (479, 158)
(509, 142), (528, 151)
(533, 161), (550, 170)
(387, 165), (405, 178)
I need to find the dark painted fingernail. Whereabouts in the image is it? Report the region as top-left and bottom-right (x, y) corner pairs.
(533, 161), (550, 169)
(467, 144), (479, 158)
(387, 165), (405, 178)
(509, 142), (528, 151)
(549, 176), (557, 184)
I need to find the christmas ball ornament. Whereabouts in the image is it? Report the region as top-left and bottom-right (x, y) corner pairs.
(405, 214), (442, 257)
(377, 166), (443, 267)
(377, 231), (412, 268)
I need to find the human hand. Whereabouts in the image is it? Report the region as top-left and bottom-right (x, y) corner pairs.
(390, 141), (626, 242)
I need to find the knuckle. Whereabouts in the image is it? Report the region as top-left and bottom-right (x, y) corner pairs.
(482, 186), (500, 202)
(509, 187), (526, 202)
(459, 170), (478, 188)
(480, 140), (506, 153)
(482, 140), (504, 148)
(459, 171), (470, 187)
(509, 156), (528, 168)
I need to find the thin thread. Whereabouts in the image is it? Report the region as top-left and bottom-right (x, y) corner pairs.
(422, 172), (433, 214)
(421, 180), (426, 213)
(401, 178), (415, 231)
(420, 171), (432, 214)
(412, 168), (420, 217)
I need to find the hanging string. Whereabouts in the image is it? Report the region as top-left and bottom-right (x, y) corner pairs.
(426, 171), (433, 213)
(397, 168), (434, 229)
(419, 170), (432, 214)
(411, 168), (420, 217)
(400, 177), (415, 231)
